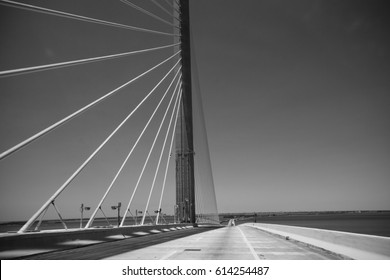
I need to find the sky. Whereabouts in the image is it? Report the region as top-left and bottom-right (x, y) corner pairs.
(190, 0), (390, 213)
(0, 0), (389, 222)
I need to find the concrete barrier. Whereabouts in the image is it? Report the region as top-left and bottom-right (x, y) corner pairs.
(247, 223), (390, 260)
(0, 223), (194, 258)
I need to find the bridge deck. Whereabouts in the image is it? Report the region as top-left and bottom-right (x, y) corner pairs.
(105, 224), (343, 260)
(6, 224), (346, 260)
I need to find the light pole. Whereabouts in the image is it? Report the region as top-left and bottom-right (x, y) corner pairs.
(185, 199), (189, 223)
(111, 202), (121, 227)
(154, 209), (161, 225)
(174, 205), (178, 224)
(80, 203), (91, 228)
(135, 210), (142, 225)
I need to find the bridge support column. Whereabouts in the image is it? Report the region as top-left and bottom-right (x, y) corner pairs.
(175, 0), (195, 224)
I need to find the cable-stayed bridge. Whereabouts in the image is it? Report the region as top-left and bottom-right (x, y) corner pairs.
(1, 0), (389, 260)
(0, 0), (218, 231)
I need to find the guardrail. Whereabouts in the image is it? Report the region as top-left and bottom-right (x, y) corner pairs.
(248, 223), (390, 260)
(0, 223), (195, 259)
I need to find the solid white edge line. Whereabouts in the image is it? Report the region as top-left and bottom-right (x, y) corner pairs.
(237, 226), (260, 260)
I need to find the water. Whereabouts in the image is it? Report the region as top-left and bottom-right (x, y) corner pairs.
(230, 211), (390, 237)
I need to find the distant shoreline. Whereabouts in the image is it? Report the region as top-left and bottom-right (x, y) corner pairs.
(228, 210), (390, 237)
(2, 210), (389, 225)
(220, 209), (390, 218)
(1, 210), (390, 237)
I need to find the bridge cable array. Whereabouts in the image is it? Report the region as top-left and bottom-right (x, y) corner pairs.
(18, 56), (182, 232)
(86, 69), (182, 228)
(0, 0), (219, 232)
(120, 0), (178, 28)
(0, 43), (180, 78)
(156, 89), (182, 225)
(0, 51), (181, 160)
(151, 0), (178, 20)
(139, 83), (182, 225)
(0, 0), (177, 37)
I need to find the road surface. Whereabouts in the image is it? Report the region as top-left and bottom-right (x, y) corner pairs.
(20, 224), (344, 260)
(105, 224), (343, 260)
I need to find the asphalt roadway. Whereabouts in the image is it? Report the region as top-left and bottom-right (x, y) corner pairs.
(20, 224), (344, 260)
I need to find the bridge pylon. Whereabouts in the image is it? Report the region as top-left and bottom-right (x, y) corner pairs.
(174, 0), (196, 224)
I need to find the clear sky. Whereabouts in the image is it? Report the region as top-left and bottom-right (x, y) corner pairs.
(191, 0), (390, 213)
(0, 0), (389, 222)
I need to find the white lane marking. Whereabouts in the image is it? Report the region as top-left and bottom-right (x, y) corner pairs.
(268, 252), (304, 255)
(106, 235), (127, 239)
(237, 227), (260, 260)
(58, 239), (103, 246)
(0, 249), (54, 258)
(133, 231), (149, 236)
(160, 250), (177, 260)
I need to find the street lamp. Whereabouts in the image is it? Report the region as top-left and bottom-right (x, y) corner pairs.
(185, 199), (189, 223)
(111, 202), (121, 227)
(154, 209), (160, 225)
(155, 209), (166, 225)
(135, 210), (142, 225)
(80, 203), (91, 228)
(174, 205), (178, 224)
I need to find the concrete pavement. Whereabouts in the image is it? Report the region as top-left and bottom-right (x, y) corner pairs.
(105, 224), (344, 260)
